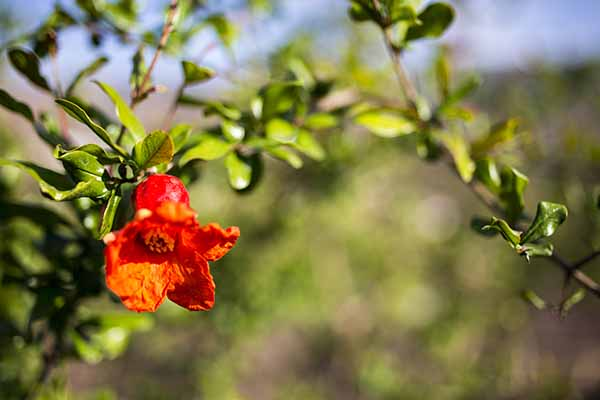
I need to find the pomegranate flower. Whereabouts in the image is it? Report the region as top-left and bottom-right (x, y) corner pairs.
(103, 174), (239, 312)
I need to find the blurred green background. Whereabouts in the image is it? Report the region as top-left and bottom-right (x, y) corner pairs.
(2, 1), (600, 399)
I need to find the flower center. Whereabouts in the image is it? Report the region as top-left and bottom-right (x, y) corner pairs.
(143, 228), (175, 253)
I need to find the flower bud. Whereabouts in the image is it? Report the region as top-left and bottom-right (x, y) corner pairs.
(133, 174), (190, 211)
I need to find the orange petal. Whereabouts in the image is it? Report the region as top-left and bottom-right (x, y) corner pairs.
(167, 249), (215, 311)
(154, 201), (197, 224)
(105, 219), (175, 312)
(183, 223), (240, 262)
(106, 262), (171, 312)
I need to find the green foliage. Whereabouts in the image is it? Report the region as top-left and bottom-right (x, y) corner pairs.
(94, 81), (146, 141)
(405, 3), (455, 41)
(0, 88), (34, 122)
(181, 60), (215, 86)
(8, 48), (51, 91)
(133, 130), (175, 170)
(354, 108), (416, 137)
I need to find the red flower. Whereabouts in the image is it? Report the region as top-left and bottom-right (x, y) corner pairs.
(103, 175), (239, 312)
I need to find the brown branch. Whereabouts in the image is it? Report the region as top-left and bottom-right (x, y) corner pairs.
(116, 0), (179, 146)
(369, 0), (600, 300)
(132, 0), (179, 106)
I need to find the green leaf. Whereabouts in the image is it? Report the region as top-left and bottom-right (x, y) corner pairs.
(205, 14), (237, 47)
(133, 130), (174, 170)
(178, 96), (242, 120)
(54, 147), (105, 182)
(55, 98), (128, 157)
(221, 120), (245, 143)
(225, 152), (252, 190)
(169, 123), (192, 153)
(0, 88), (34, 122)
(260, 81), (303, 120)
(66, 56), (109, 96)
(266, 118), (298, 143)
(499, 167), (529, 223)
(482, 216), (522, 247)
(181, 60), (215, 86)
(0, 159), (108, 201)
(474, 158), (501, 194)
(70, 330), (104, 364)
(435, 47), (451, 99)
(561, 289), (585, 316)
(98, 190), (122, 239)
(179, 135), (233, 166)
(95, 81), (145, 141)
(59, 144), (124, 165)
(7, 48), (51, 91)
(304, 113), (339, 130)
(292, 129), (326, 161)
(517, 242), (554, 261)
(440, 132), (475, 182)
(522, 290), (547, 310)
(265, 146), (303, 169)
(472, 118), (520, 158)
(440, 75), (482, 110)
(95, 312), (153, 331)
(354, 109), (415, 138)
(521, 202), (568, 244)
(130, 45), (149, 94)
(389, 3), (418, 24)
(405, 3), (455, 41)
(348, 0), (379, 24)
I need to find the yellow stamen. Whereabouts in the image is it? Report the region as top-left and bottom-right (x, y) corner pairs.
(143, 229), (175, 253)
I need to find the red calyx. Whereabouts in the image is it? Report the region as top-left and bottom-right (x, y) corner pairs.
(133, 174), (190, 211)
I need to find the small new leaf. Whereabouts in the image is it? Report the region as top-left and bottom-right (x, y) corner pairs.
(181, 60), (215, 86)
(266, 118), (297, 143)
(482, 216), (522, 247)
(354, 109), (415, 138)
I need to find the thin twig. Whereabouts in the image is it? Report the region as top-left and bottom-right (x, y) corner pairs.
(116, 0), (179, 146)
(369, 0), (600, 300)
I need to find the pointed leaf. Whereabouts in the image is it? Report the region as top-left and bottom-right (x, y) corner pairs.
(55, 98), (128, 157)
(0, 88), (34, 122)
(98, 190), (122, 239)
(221, 120), (245, 143)
(499, 167), (529, 223)
(440, 132), (475, 182)
(474, 158), (501, 194)
(292, 129), (325, 161)
(265, 146), (303, 169)
(482, 216), (522, 247)
(94, 81), (145, 141)
(0, 159), (108, 201)
(181, 60), (215, 86)
(8, 48), (51, 91)
(66, 56), (109, 96)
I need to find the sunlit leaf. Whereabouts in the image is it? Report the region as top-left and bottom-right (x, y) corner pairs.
(292, 129), (325, 161)
(181, 60), (215, 86)
(225, 151), (252, 190)
(264, 146), (303, 169)
(133, 130), (174, 170)
(55, 98), (128, 157)
(440, 132), (475, 182)
(179, 135), (232, 166)
(221, 120), (245, 143)
(266, 118), (297, 143)
(94, 81), (145, 141)
(472, 118), (520, 158)
(355, 109), (416, 138)
(169, 123), (192, 152)
(482, 216), (522, 247)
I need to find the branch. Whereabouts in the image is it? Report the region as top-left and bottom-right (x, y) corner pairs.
(369, 0), (600, 300)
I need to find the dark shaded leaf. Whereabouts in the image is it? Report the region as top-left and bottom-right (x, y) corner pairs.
(405, 3), (455, 41)
(521, 202), (568, 244)
(0, 88), (34, 122)
(98, 190), (122, 239)
(8, 48), (51, 91)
